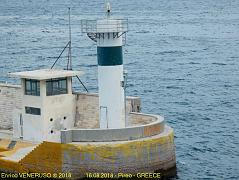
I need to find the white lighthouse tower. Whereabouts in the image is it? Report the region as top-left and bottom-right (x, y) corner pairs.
(81, 3), (128, 129)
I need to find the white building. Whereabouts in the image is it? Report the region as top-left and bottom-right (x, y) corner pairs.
(9, 69), (83, 142)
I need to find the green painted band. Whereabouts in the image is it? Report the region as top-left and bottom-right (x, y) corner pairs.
(97, 46), (123, 66)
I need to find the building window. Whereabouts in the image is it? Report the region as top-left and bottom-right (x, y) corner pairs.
(25, 79), (40, 96)
(46, 78), (67, 96)
(25, 106), (41, 115)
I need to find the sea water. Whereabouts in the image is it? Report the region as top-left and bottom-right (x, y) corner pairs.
(0, 0), (238, 179)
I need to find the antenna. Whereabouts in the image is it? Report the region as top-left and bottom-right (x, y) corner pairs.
(67, 7), (72, 70)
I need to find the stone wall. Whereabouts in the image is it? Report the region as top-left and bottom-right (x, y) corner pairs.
(74, 92), (141, 129)
(0, 84), (141, 130)
(0, 84), (22, 129)
(74, 93), (99, 129)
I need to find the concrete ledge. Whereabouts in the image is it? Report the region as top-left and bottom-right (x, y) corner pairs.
(0, 83), (21, 88)
(61, 113), (165, 143)
(60, 130), (72, 144)
(73, 92), (140, 100)
(128, 112), (157, 125)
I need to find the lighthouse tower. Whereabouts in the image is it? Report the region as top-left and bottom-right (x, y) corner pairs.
(81, 3), (128, 129)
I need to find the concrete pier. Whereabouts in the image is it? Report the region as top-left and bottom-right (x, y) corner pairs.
(0, 83), (176, 179)
(0, 127), (175, 179)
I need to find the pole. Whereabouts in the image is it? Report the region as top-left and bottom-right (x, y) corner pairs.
(67, 7), (72, 70)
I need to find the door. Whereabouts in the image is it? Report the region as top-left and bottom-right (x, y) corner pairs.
(20, 113), (23, 138)
(100, 106), (108, 129)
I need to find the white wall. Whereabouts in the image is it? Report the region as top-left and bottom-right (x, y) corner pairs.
(98, 65), (125, 129)
(43, 94), (76, 142)
(21, 79), (44, 142)
(20, 77), (75, 143)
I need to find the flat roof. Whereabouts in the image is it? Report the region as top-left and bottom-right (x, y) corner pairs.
(8, 69), (84, 80)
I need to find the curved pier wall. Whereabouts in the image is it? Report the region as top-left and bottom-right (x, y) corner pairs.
(0, 126), (176, 178)
(0, 84), (22, 129)
(61, 113), (165, 143)
(16, 125), (176, 179)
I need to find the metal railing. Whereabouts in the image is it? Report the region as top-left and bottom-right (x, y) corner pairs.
(81, 19), (128, 33)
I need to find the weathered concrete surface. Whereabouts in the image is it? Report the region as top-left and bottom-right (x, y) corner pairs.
(0, 138), (37, 173)
(9, 69), (83, 80)
(63, 126), (175, 178)
(128, 112), (157, 125)
(0, 129), (12, 139)
(0, 84), (22, 129)
(74, 93), (99, 129)
(2, 146), (36, 162)
(74, 92), (141, 129)
(0, 125), (175, 179)
(61, 113), (165, 143)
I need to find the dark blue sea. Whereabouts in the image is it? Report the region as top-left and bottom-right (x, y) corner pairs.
(0, 0), (239, 179)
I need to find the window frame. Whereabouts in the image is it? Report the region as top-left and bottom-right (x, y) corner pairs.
(46, 78), (68, 96)
(25, 79), (40, 96)
(25, 106), (41, 115)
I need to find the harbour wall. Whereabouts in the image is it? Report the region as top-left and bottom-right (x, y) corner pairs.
(0, 84), (141, 130)
(0, 84), (176, 179)
(0, 83), (21, 129)
(0, 125), (175, 179)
